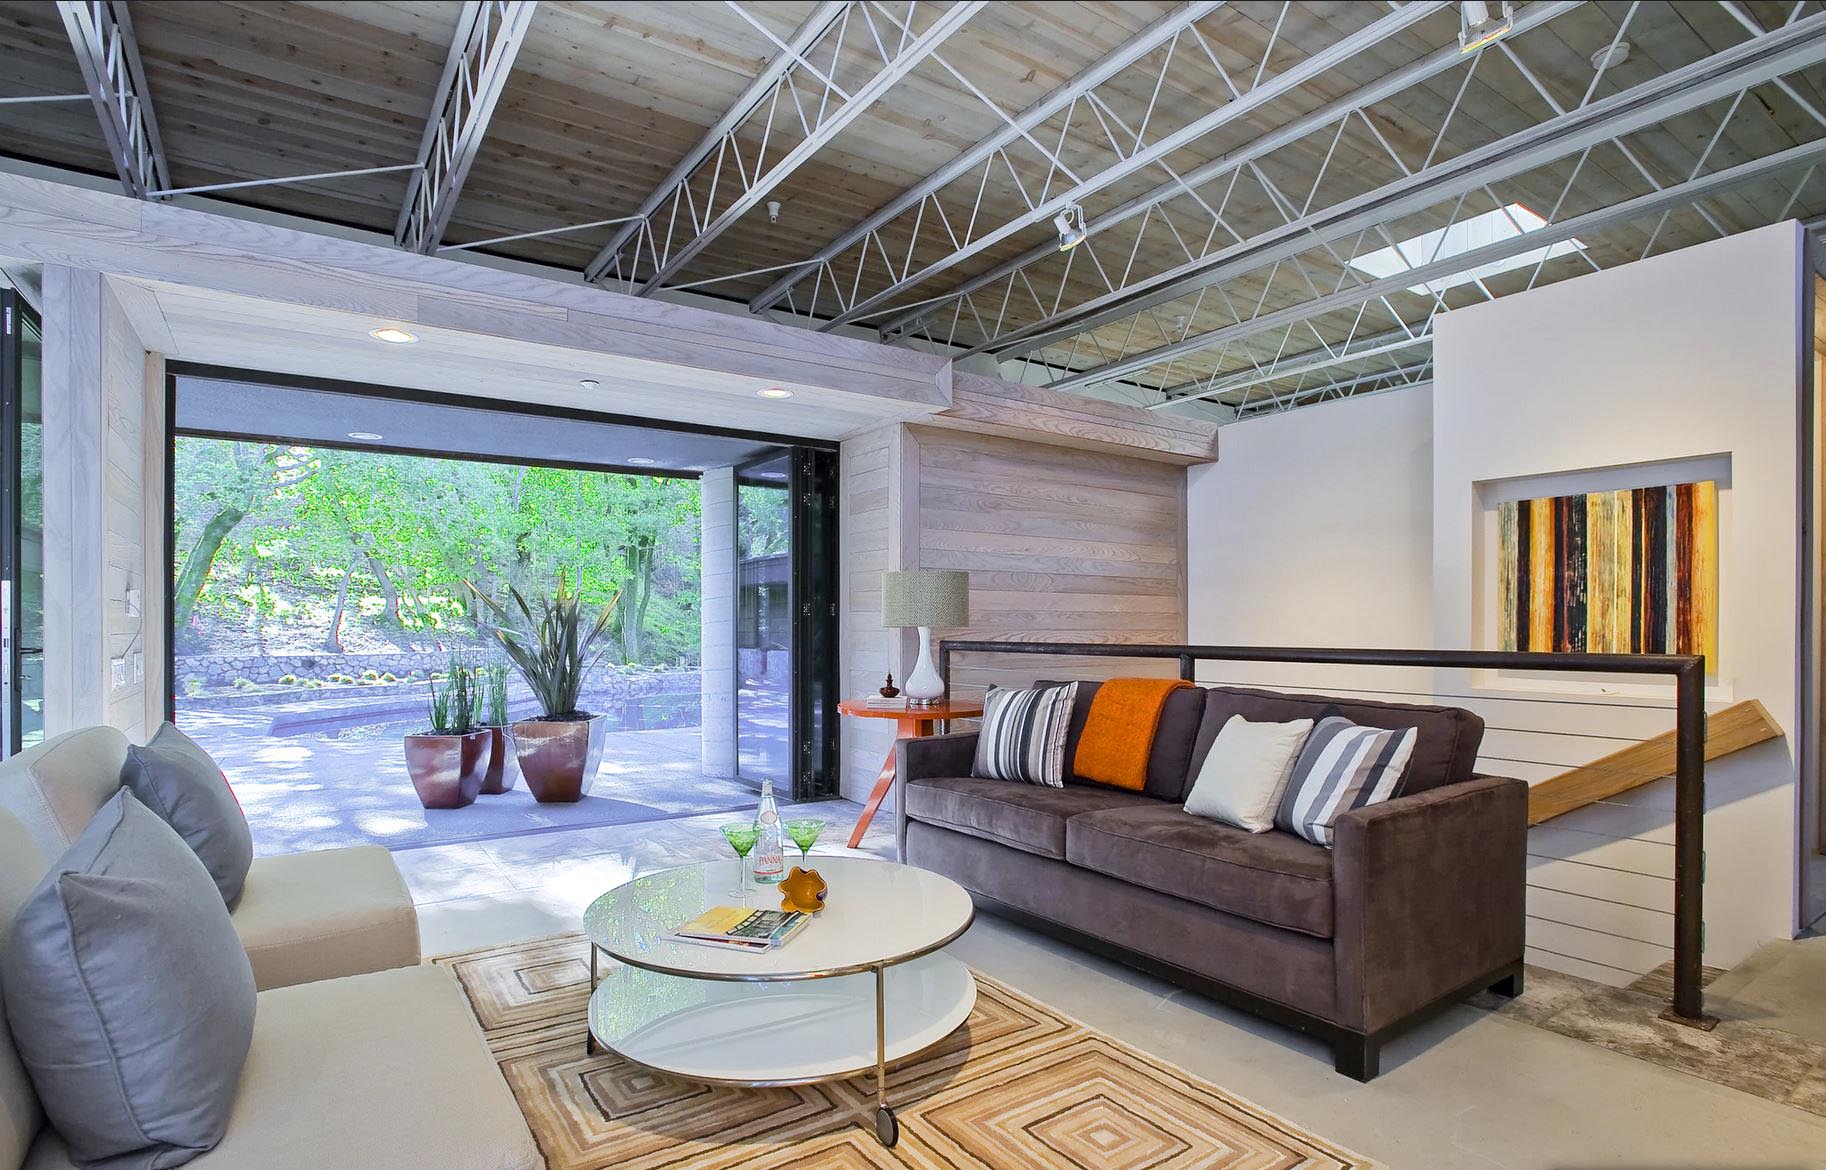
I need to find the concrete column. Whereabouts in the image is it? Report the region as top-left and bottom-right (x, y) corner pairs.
(699, 465), (737, 777)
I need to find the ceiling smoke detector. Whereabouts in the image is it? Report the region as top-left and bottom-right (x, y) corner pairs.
(1458, 0), (1514, 53)
(1053, 203), (1088, 251)
(1591, 40), (1631, 72)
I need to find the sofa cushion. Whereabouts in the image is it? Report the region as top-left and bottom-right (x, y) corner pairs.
(121, 722), (255, 908)
(1065, 803), (1336, 937)
(1190, 686), (1482, 795)
(972, 683), (1078, 787)
(1275, 716), (1416, 846)
(903, 777), (1147, 859)
(232, 846), (421, 990)
(1183, 715), (1314, 833)
(24, 965), (543, 1170)
(0, 726), (128, 859)
(2, 790), (255, 1169)
(1050, 680), (1207, 801)
(0, 812), (49, 1170)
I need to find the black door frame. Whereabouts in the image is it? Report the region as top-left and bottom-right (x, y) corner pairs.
(1, 291), (40, 757)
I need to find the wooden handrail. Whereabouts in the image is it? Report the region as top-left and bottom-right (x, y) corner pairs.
(1527, 699), (1781, 825)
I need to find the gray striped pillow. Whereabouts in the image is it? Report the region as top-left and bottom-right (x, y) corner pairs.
(1274, 716), (1417, 846)
(971, 683), (1079, 787)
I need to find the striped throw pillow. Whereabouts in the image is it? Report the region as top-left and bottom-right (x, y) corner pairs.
(1274, 716), (1417, 846)
(971, 683), (1079, 787)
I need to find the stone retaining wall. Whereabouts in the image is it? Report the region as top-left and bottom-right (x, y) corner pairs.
(175, 650), (697, 688)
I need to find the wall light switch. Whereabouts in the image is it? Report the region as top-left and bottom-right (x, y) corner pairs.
(111, 657), (127, 689)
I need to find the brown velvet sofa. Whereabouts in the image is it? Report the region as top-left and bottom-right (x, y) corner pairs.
(894, 682), (1528, 1080)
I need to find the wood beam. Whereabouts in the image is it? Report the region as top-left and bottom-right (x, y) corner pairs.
(1527, 699), (1783, 826)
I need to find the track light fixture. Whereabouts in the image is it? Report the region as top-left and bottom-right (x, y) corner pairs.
(1053, 203), (1088, 251)
(1053, 203), (1088, 252)
(1458, 0), (1513, 53)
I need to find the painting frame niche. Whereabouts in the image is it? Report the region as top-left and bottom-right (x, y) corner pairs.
(1497, 482), (1718, 659)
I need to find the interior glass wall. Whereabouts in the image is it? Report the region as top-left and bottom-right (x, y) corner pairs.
(1, 291), (43, 757)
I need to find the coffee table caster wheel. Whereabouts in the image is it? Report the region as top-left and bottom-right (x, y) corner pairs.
(874, 1106), (898, 1147)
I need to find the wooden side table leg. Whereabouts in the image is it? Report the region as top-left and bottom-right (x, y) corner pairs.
(848, 749), (897, 848)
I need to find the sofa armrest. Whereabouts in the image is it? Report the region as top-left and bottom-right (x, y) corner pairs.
(893, 732), (979, 860)
(1332, 775), (1527, 1033)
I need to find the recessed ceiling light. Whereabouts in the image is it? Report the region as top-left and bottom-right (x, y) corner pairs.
(369, 326), (418, 344)
(626, 457), (657, 465)
(579, 378), (601, 390)
(347, 431), (384, 441)
(757, 387), (794, 399)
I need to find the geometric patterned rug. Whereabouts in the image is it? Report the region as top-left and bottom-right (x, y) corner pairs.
(433, 933), (1383, 1170)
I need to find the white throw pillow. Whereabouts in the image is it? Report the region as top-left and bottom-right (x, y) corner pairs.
(1183, 715), (1314, 833)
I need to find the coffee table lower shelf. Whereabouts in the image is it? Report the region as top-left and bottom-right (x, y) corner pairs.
(586, 950), (976, 1146)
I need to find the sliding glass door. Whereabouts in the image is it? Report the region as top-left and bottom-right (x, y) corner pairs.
(1, 291), (44, 758)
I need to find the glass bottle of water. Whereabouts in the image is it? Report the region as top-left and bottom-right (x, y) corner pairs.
(752, 780), (785, 885)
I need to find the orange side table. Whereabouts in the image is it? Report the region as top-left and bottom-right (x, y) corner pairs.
(838, 698), (983, 848)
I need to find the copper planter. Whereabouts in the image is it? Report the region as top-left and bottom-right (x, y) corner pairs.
(480, 725), (520, 795)
(404, 730), (491, 809)
(510, 714), (607, 803)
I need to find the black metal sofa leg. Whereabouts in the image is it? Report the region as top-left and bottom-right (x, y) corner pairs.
(1333, 1033), (1380, 1082)
(1489, 968), (1525, 998)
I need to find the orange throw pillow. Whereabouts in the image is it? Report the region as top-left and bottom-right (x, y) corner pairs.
(1071, 677), (1193, 791)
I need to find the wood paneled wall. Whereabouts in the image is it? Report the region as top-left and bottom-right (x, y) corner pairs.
(838, 423), (1188, 801)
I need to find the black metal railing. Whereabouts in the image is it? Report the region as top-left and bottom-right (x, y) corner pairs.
(939, 639), (1712, 1025)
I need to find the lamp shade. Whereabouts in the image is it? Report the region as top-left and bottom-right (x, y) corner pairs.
(882, 570), (969, 629)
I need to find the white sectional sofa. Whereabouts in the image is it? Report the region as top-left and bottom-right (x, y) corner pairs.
(0, 728), (542, 1170)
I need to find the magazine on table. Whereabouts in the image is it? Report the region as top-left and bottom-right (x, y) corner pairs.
(670, 906), (811, 951)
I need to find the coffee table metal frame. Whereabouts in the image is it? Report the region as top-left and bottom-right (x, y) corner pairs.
(584, 874), (975, 1148)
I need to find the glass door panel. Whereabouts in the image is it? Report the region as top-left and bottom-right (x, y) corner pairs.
(736, 453), (791, 786)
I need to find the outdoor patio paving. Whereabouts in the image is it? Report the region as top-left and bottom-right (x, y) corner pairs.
(182, 706), (794, 856)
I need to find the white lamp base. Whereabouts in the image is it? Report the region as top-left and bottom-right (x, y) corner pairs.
(904, 626), (945, 705)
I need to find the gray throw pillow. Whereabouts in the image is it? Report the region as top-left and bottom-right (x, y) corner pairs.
(120, 722), (253, 907)
(0, 789), (255, 1169)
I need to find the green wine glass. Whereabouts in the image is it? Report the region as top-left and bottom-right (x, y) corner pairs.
(784, 818), (827, 867)
(720, 823), (761, 899)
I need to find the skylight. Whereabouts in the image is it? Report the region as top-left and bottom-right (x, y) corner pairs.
(1347, 204), (1586, 297)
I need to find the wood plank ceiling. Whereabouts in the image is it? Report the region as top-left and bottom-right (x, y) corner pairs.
(3, 1), (1825, 414)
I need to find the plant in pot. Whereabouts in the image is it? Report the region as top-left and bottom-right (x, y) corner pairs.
(403, 657), (490, 809)
(478, 663), (520, 795)
(469, 574), (619, 803)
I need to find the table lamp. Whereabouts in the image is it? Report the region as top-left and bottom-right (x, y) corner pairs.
(882, 570), (969, 707)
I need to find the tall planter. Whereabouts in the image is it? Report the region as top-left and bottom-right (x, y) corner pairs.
(510, 714), (607, 803)
(480, 725), (520, 795)
(404, 729), (491, 809)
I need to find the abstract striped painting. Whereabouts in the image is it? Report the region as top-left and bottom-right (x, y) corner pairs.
(1498, 482), (1717, 660)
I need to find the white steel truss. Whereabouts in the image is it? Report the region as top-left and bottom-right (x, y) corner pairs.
(783, 1), (1453, 333)
(396, 1), (537, 254)
(56, 0), (168, 199)
(585, 0), (986, 295)
(1079, 136), (1826, 403)
(985, 7), (1826, 368)
(873, 0), (1582, 348)
(934, 0), (1826, 416)
(746, 0), (1226, 314)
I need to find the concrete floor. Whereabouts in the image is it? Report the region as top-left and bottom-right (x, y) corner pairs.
(413, 811), (1826, 1170)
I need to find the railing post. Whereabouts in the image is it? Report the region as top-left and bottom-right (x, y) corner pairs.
(1177, 653), (1195, 681)
(938, 642), (951, 705)
(1666, 657), (1716, 1027)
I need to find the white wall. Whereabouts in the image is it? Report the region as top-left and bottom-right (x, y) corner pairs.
(1188, 222), (1811, 982)
(40, 268), (160, 743)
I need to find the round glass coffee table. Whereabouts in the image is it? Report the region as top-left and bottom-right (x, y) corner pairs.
(582, 856), (975, 1147)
